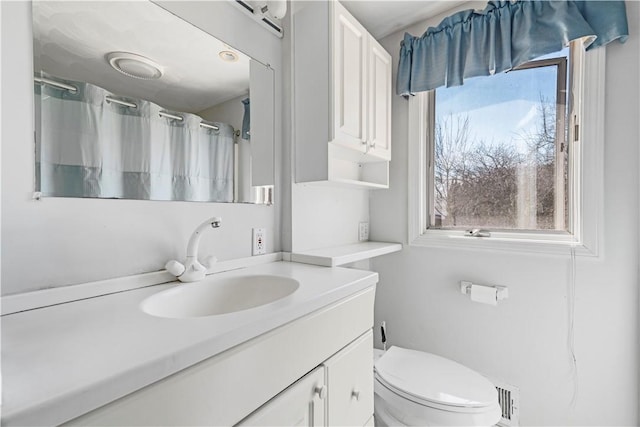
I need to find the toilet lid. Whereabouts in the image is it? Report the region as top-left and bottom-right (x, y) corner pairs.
(374, 346), (498, 409)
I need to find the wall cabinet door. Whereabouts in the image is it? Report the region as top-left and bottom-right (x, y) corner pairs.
(249, 60), (275, 186)
(325, 330), (374, 426)
(332, 1), (368, 152)
(238, 367), (326, 427)
(366, 37), (391, 161)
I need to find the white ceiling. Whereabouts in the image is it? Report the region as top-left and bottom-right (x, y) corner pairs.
(33, 1), (251, 113)
(32, 1), (466, 113)
(342, 1), (469, 40)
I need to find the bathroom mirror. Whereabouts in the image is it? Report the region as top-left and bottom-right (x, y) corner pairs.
(32, 1), (274, 204)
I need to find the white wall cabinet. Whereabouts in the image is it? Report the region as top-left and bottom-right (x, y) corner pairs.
(294, 1), (392, 188)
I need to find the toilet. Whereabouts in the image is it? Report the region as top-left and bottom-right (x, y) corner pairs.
(373, 347), (502, 426)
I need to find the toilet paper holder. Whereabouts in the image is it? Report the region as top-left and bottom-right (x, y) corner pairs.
(460, 281), (508, 301)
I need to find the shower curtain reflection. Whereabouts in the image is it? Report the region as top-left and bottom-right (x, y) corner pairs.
(35, 75), (235, 202)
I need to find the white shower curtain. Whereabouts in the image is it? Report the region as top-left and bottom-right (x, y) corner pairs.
(36, 75), (235, 202)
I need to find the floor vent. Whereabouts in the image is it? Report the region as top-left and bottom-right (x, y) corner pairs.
(494, 381), (520, 426)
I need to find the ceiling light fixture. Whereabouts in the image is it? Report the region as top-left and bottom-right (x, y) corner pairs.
(106, 52), (163, 80)
(218, 50), (239, 62)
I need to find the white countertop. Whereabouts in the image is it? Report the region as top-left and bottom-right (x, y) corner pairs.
(1, 261), (378, 426)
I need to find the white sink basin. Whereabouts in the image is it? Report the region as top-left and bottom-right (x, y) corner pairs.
(141, 275), (300, 318)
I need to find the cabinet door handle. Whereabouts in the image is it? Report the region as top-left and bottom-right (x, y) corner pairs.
(351, 390), (361, 401)
(370, 142), (376, 149)
(314, 385), (327, 400)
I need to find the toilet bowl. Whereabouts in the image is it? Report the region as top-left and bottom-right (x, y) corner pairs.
(373, 347), (502, 426)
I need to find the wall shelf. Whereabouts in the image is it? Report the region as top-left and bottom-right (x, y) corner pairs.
(291, 241), (402, 267)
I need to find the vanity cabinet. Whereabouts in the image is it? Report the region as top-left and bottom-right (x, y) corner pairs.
(62, 288), (375, 427)
(294, 1), (391, 188)
(239, 330), (374, 427)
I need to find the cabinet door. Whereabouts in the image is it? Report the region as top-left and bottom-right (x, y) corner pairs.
(325, 330), (374, 426)
(238, 367), (326, 427)
(250, 60), (275, 186)
(367, 37), (392, 160)
(332, 1), (367, 151)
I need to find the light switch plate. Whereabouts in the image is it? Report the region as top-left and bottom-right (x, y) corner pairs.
(358, 222), (369, 241)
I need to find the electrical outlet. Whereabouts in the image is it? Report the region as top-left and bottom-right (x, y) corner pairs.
(358, 222), (369, 241)
(252, 228), (266, 255)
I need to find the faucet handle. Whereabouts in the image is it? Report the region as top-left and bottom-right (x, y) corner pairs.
(203, 255), (218, 270)
(165, 260), (186, 277)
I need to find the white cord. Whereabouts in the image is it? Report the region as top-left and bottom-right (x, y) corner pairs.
(567, 245), (578, 409)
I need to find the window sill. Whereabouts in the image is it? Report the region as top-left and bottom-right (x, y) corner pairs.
(410, 231), (597, 257)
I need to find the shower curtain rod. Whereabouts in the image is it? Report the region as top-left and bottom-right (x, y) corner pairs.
(33, 77), (220, 131)
(199, 122), (220, 131)
(159, 112), (220, 131)
(159, 111), (183, 121)
(105, 96), (137, 108)
(34, 76), (77, 94)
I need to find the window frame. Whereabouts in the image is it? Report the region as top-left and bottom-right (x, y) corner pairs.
(407, 41), (605, 256)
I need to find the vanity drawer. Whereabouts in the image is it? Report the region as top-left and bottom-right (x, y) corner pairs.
(324, 330), (373, 426)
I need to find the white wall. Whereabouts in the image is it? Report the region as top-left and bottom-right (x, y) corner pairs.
(0, 1), (282, 295)
(370, 2), (639, 425)
(291, 184), (370, 252)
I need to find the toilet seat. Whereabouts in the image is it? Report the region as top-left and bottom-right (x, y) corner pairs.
(374, 346), (499, 413)
(374, 383), (501, 427)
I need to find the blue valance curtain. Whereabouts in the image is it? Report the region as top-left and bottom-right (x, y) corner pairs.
(397, 0), (629, 95)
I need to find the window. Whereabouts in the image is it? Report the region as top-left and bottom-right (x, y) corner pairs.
(432, 52), (568, 232)
(408, 40), (605, 255)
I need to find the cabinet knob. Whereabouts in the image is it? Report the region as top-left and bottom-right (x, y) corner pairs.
(351, 390), (361, 401)
(314, 385), (327, 400)
(370, 142), (376, 149)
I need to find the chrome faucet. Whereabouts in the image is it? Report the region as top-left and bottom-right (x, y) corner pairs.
(165, 216), (221, 282)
